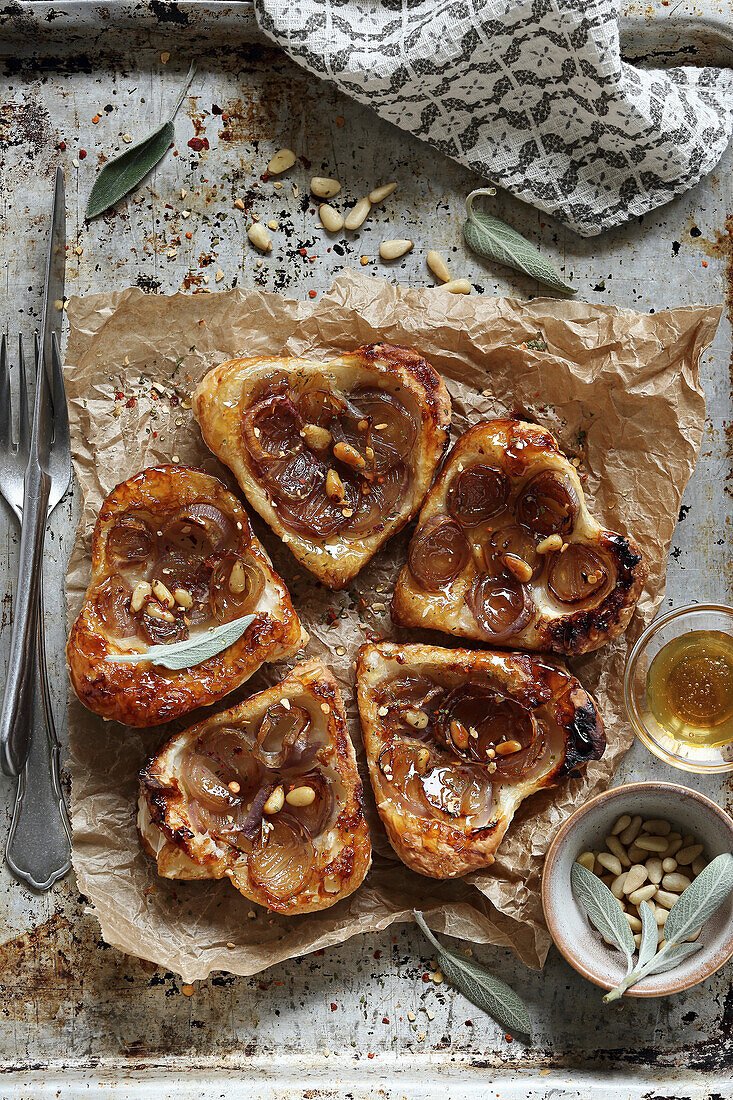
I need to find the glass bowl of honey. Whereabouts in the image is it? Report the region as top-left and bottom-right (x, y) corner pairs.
(625, 604), (733, 773)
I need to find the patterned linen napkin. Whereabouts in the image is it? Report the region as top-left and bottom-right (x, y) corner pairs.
(254, 0), (733, 236)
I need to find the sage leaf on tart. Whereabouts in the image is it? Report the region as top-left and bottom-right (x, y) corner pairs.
(86, 63), (196, 219)
(413, 911), (531, 1038)
(463, 189), (576, 295)
(106, 613), (256, 670)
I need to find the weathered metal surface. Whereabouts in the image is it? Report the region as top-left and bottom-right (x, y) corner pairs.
(0, 4), (731, 1095)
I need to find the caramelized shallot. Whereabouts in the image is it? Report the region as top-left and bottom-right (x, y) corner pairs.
(250, 702), (312, 770)
(547, 544), (611, 605)
(408, 516), (470, 590)
(466, 573), (533, 642)
(106, 515), (157, 569)
(515, 470), (579, 536)
(483, 525), (542, 581)
(243, 394), (303, 463)
(247, 813), (315, 899)
(345, 464), (407, 536)
(447, 465), (509, 526)
(94, 574), (138, 637)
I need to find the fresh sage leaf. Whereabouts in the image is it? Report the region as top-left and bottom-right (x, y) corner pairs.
(663, 854), (733, 946)
(86, 63), (196, 220)
(637, 901), (658, 971)
(413, 911), (531, 1038)
(635, 940), (704, 979)
(571, 861), (635, 969)
(463, 189), (577, 295)
(106, 613), (256, 670)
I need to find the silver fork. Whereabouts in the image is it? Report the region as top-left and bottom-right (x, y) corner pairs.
(0, 332), (72, 890)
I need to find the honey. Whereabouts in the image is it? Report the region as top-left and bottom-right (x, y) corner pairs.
(646, 630), (733, 747)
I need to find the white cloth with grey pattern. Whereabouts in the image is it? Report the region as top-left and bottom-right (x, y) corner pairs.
(254, 0), (733, 236)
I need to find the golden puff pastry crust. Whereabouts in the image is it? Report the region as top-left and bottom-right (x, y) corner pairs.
(357, 642), (605, 879)
(392, 419), (647, 655)
(67, 464), (306, 727)
(192, 343), (451, 588)
(138, 659), (372, 914)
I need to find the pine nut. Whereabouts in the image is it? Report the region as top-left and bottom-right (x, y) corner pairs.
(663, 836), (683, 858)
(643, 819), (671, 836)
(131, 581), (152, 613)
(612, 814), (632, 836)
(344, 197), (371, 231)
(310, 176), (341, 199)
(405, 709), (429, 730)
(301, 423), (332, 450)
(450, 720), (470, 749)
(503, 554), (533, 583)
(628, 884), (657, 905)
(597, 852), (622, 876)
(146, 603), (175, 623)
(655, 906), (668, 927)
(318, 204), (344, 232)
(442, 279), (472, 294)
(611, 873), (627, 898)
(379, 239), (413, 260)
(263, 786), (285, 814)
(627, 843), (646, 862)
(692, 856), (708, 876)
(646, 857), (663, 884)
(152, 580), (174, 608)
(267, 148), (296, 175)
(655, 890), (678, 909)
(576, 851), (595, 872)
(635, 835), (668, 853)
(676, 844), (703, 866)
(415, 747), (431, 773)
(173, 588), (193, 609)
(285, 785), (316, 807)
(686, 928), (701, 943)
(333, 441), (366, 469)
(426, 251), (450, 283)
(248, 222), (272, 252)
(633, 933), (642, 949)
(625, 912), (642, 932)
(619, 815), (643, 846)
(623, 865), (648, 895)
(661, 857), (678, 874)
(534, 535), (562, 558)
(326, 469), (345, 501)
(495, 739), (522, 755)
(369, 182), (397, 203)
(605, 836), (630, 867)
(662, 872), (691, 893)
(228, 560), (247, 593)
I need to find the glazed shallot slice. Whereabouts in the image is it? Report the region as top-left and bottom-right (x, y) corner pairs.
(377, 740), (492, 826)
(163, 502), (235, 555)
(245, 701), (312, 770)
(210, 554), (265, 622)
(243, 393), (303, 464)
(94, 574), (138, 638)
(408, 516), (470, 590)
(515, 470), (579, 536)
(106, 515), (158, 570)
(466, 573), (533, 642)
(345, 463), (407, 537)
(447, 465), (509, 526)
(547, 543), (611, 605)
(246, 813), (315, 900)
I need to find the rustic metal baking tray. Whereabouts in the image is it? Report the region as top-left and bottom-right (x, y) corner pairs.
(0, 1), (731, 1095)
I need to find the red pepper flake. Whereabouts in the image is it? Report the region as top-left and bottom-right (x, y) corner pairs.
(150, 389), (159, 400)
(367, 1053), (375, 1060)
(314, 949), (325, 956)
(115, 391), (124, 401)
(504, 1033), (513, 1042)
(185, 231), (192, 239)
(373, 950), (381, 959)
(188, 137), (209, 152)
(58, 140), (66, 151)
(92, 114), (100, 124)
(78, 149), (87, 159)
(382, 1017), (389, 1024)
(422, 974), (430, 982)
(125, 396), (136, 408)
(308, 290), (317, 299)
(702, 260), (708, 267)
(335, 116), (345, 127)
(465, 1020), (473, 1027)
(330, 1003), (338, 1011)
(299, 248), (307, 256)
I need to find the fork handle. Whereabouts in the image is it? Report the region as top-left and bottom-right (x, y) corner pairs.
(0, 461), (50, 776)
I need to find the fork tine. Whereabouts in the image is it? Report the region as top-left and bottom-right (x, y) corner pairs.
(50, 331), (69, 452)
(0, 335), (10, 453)
(17, 334), (31, 459)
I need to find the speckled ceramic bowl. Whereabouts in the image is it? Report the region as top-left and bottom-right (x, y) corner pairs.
(541, 783), (733, 997)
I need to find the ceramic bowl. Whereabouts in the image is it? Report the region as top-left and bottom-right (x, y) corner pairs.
(624, 603), (733, 774)
(541, 782), (733, 996)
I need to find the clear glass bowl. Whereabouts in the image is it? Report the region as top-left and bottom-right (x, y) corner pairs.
(624, 604), (733, 774)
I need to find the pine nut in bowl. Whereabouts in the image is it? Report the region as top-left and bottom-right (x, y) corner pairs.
(624, 603), (733, 773)
(541, 783), (733, 997)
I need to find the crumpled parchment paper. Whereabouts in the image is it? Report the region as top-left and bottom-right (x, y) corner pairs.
(64, 270), (721, 981)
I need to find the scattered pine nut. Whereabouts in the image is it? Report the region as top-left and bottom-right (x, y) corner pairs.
(662, 872), (692, 893)
(622, 864), (648, 895)
(628, 884), (657, 906)
(310, 176), (341, 199)
(263, 786), (285, 814)
(285, 786), (316, 807)
(443, 279), (472, 294)
(379, 239), (413, 260)
(635, 835), (668, 853)
(368, 182), (397, 203)
(426, 250), (450, 283)
(248, 222), (272, 252)
(344, 197), (371, 231)
(318, 204), (344, 232)
(676, 844), (703, 866)
(646, 857), (663, 884)
(267, 148), (296, 175)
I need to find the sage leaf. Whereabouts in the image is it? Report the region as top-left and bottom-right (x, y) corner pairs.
(86, 63), (196, 220)
(413, 911), (531, 1038)
(463, 189), (577, 295)
(637, 901), (658, 971)
(636, 940), (704, 979)
(571, 861), (635, 969)
(106, 613), (256, 670)
(663, 854), (733, 946)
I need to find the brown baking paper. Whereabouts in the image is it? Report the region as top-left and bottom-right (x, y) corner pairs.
(64, 270), (720, 981)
